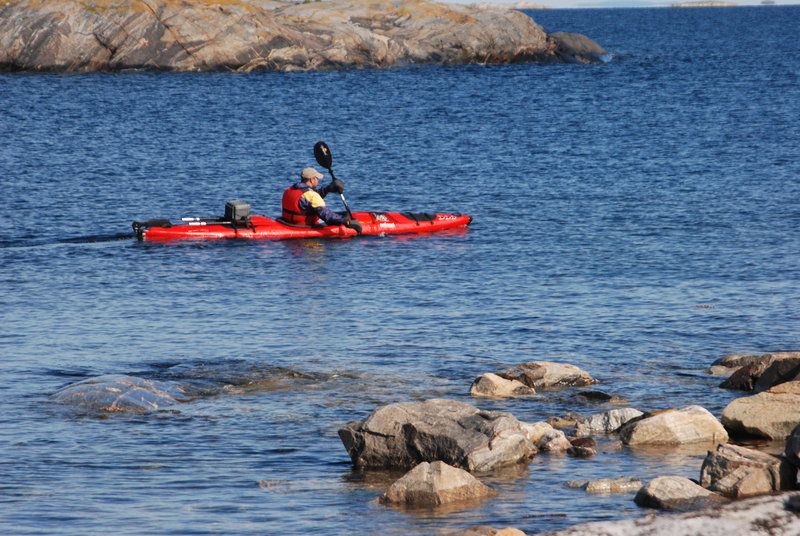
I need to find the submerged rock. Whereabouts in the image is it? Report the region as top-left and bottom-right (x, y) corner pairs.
(0, 0), (606, 73)
(567, 477), (642, 493)
(52, 374), (190, 412)
(338, 398), (536, 471)
(378, 460), (497, 507)
(566, 445), (596, 457)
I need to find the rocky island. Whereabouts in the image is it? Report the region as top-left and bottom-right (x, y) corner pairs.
(0, 0), (607, 72)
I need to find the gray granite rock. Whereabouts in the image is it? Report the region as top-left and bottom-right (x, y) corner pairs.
(338, 398), (536, 471)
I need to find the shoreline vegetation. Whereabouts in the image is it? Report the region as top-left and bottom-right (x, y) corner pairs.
(0, 0), (607, 73)
(54, 353), (800, 534)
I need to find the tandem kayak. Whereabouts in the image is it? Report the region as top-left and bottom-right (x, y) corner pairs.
(133, 210), (472, 242)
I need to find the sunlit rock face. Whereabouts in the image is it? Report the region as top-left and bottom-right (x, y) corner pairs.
(0, 0), (606, 72)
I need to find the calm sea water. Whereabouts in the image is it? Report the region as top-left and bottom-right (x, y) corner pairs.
(1, 5), (799, 535)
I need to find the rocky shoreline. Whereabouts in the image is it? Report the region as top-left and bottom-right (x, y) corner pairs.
(53, 352), (800, 534)
(0, 0), (607, 73)
(338, 354), (800, 534)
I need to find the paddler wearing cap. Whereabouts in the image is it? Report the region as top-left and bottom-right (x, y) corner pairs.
(281, 167), (362, 233)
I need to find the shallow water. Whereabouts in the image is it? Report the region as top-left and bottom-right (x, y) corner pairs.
(1, 5), (799, 535)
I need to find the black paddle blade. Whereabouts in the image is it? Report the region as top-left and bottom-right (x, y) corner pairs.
(314, 141), (332, 169)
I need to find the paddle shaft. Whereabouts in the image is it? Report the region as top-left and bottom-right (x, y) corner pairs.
(326, 166), (353, 220)
(313, 141), (353, 220)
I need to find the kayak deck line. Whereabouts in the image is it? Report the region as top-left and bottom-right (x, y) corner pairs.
(132, 211), (472, 242)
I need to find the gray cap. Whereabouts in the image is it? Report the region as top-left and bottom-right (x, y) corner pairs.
(301, 167), (323, 181)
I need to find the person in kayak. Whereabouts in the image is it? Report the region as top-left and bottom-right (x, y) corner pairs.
(281, 167), (362, 233)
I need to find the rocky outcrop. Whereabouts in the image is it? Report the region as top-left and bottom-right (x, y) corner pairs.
(0, 0), (607, 73)
(699, 443), (796, 498)
(51, 374), (191, 412)
(338, 398), (536, 472)
(619, 406), (728, 446)
(633, 476), (728, 511)
(497, 361), (595, 390)
(470, 373), (535, 398)
(536, 492), (800, 536)
(378, 461), (497, 506)
(721, 381), (800, 440)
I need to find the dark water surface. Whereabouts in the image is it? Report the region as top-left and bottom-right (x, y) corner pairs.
(2, 6), (799, 535)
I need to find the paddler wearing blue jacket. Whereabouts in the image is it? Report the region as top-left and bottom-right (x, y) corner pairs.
(282, 167), (362, 233)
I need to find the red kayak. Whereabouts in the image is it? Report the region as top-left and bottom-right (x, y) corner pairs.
(133, 211), (472, 241)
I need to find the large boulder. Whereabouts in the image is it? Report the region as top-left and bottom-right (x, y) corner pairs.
(699, 443), (796, 498)
(619, 406), (728, 446)
(469, 373), (536, 398)
(721, 381), (800, 440)
(378, 461), (497, 506)
(338, 398), (536, 472)
(575, 408), (644, 436)
(51, 375), (190, 412)
(536, 491), (800, 536)
(0, 0), (606, 73)
(497, 361), (595, 390)
(634, 476), (728, 511)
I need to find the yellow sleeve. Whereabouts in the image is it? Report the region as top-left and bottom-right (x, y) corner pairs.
(302, 190), (326, 209)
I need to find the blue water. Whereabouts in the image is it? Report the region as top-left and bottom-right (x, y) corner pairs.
(2, 5), (799, 535)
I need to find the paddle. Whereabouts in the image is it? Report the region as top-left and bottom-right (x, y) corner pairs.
(313, 141), (354, 220)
